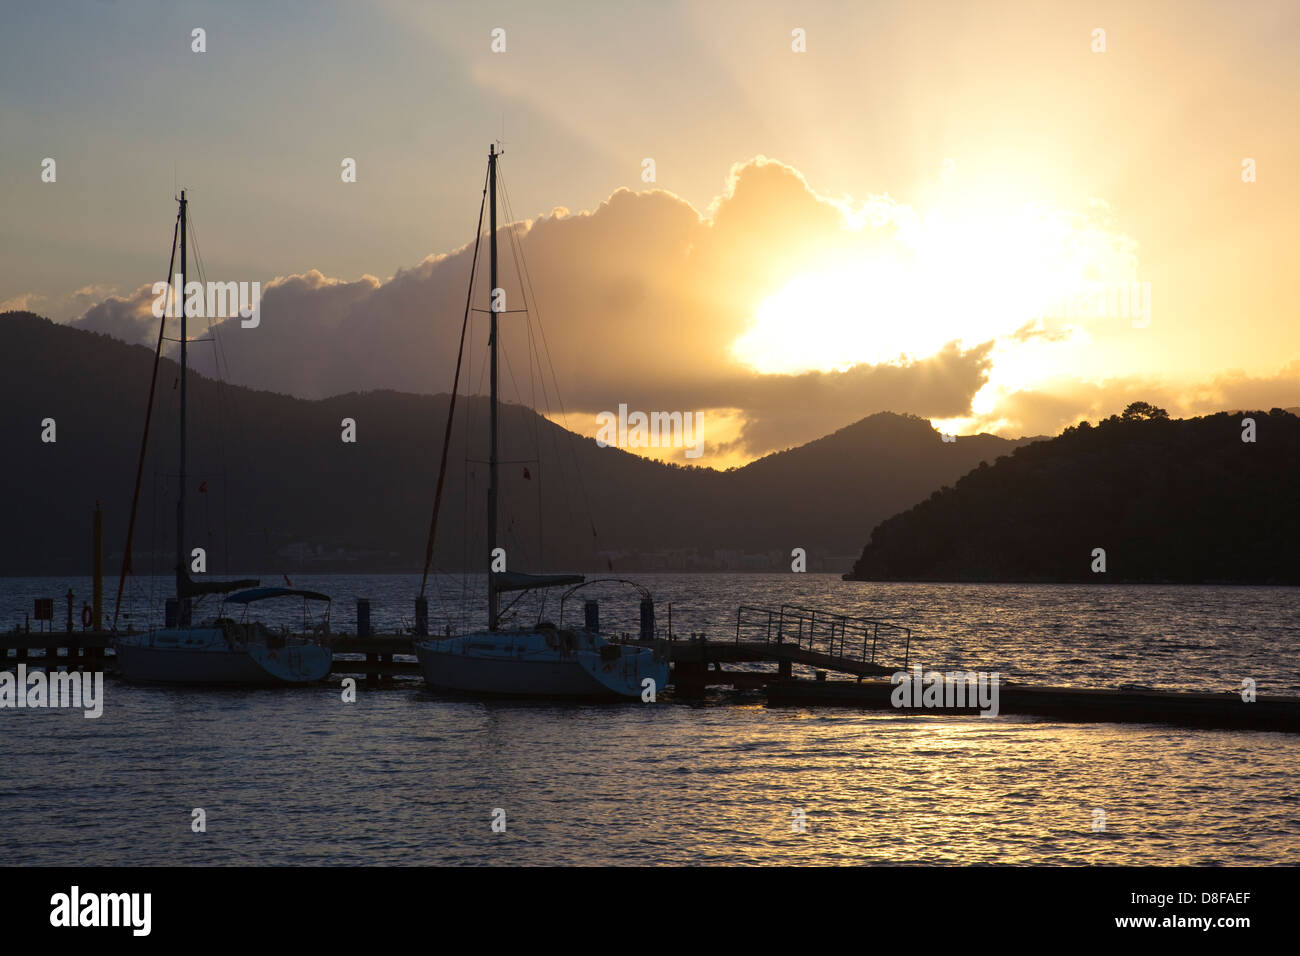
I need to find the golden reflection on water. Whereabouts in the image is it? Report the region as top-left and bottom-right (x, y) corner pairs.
(641, 707), (1293, 866)
(5, 690), (1296, 865)
(5, 575), (1299, 865)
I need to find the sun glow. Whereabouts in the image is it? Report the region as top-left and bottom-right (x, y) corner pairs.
(731, 199), (1139, 378)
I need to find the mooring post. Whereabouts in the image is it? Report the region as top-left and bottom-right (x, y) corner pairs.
(65, 588), (74, 633)
(79, 603), (90, 662)
(639, 598), (655, 643)
(357, 598), (377, 681)
(92, 501), (103, 632)
(414, 596), (428, 636)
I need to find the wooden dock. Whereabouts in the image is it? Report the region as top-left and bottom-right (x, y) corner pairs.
(1, 604), (910, 688)
(1, 630), (421, 682)
(764, 678), (1300, 733)
(328, 635), (419, 680)
(1, 631), (111, 669)
(7, 610), (1299, 732)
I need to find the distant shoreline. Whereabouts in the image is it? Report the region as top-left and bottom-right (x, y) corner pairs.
(2, 568), (1295, 586)
(841, 574), (1298, 586)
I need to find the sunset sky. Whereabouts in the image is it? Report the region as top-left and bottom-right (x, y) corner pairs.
(2, 0), (1297, 467)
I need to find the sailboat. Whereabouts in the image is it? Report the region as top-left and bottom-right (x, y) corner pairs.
(413, 146), (670, 699)
(112, 191), (333, 685)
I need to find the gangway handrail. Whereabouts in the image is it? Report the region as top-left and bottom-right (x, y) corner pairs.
(734, 604), (913, 667)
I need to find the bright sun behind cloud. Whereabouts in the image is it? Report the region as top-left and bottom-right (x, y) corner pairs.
(730, 197), (1141, 383)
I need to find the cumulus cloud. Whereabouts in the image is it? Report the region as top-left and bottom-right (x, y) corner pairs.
(1010, 319), (1075, 344)
(55, 155), (1209, 462)
(108, 157), (995, 461)
(72, 284), (159, 346)
(1190, 362), (1300, 416)
(1, 284), (123, 327)
(961, 361), (1300, 438)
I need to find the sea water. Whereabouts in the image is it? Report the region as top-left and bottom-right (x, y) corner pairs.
(1, 573), (1297, 865)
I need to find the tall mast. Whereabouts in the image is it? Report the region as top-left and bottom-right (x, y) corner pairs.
(177, 190), (188, 620)
(487, 145), (500, 631)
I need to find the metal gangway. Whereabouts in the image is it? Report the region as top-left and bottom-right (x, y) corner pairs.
(734, 604), (913, 671)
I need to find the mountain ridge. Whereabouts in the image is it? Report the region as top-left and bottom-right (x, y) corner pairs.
(845, 406), (1300, 584)
(1, 310), (1035, 575)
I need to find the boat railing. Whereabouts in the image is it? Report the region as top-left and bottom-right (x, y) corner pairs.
(734, 604), (913, 668)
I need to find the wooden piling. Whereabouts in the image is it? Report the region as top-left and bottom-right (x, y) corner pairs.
(92, 502), (103, 632)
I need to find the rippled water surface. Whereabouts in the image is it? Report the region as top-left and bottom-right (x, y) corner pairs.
(2, 574), (1298, 864)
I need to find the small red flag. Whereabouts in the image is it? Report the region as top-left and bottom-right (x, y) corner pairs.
(283, 575), (292, 587)
(522, 467), (531, 480)
(198, 481), (208, 493)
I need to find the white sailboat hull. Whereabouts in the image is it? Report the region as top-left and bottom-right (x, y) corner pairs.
(116, 629), (332, 685)
(415, 630), (668, 700)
